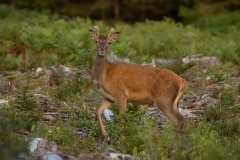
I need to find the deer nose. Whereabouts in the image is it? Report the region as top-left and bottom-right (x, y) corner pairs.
(98, 48), (105, 56)
(98, 48), (105, 52)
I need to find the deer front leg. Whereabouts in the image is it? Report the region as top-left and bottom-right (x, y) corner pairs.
(96, 99), (112, 143)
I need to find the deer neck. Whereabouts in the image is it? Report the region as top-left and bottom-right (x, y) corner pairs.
(93, 55), (110, 82)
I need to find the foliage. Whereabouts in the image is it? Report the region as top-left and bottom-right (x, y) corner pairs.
(180, 0), (240, 23)
(0, 91), (40, 159)
(0, 126), (27, 160)
(106, 104), (146, 154)
(201, 86), (240, 137)
(49, 70), (94, 103)
(1, 4), (240, 71)
(3, 90), (41, 131)
(30, 112), (98, 155)
(0, 54), (19, 70)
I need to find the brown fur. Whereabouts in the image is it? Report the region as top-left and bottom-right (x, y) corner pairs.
(89, 26), (187, 143)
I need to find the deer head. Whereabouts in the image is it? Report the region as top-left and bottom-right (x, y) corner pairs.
(89, 26), (119, 57)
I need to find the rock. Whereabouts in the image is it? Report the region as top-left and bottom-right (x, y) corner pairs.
(27, 138), (59, 160)
(141, 59), (156, 67)
(34, 93), (56, 111)
(78, 145), (141, 160)
(42, 153), (63, 160)
(41, 114), (55, 122)
(191, 96), (218, 108)
(155, 58), (177, 65)
(196, 56), (222, 68)
(0, 99), (8, 106)
(28, 138), (58, 153)
(179, 108), (198, 119)
(77, 152), (140, 160)
(141, 55), (222, 70)
(47, 65), (77, 86)
(108, 52), (130, 63)
(26, 138), (139, 160)
(29, 138), (45, 153)
(27, 138), (76, 160)
(77, 127), (90, 138)
(180, 93), (218, 109)
(0, 75), (14, 93)
(36, 67), (43, 73)
(182, 54), (222, 68)
(103, 108), (114, 121)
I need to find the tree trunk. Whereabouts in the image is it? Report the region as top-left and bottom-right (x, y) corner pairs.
(113, 0), (120, 21)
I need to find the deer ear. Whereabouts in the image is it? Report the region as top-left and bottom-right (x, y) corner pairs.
(107, 29), (120, 43)
(89, 26), (100, 41)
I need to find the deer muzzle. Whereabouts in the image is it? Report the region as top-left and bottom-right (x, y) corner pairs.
(98, 48), (105, 57)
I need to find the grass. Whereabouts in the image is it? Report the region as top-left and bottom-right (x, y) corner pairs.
(0, 4), (240, 159)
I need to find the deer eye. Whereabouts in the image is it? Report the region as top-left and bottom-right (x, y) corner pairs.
(108, 42), (111, 45)
(95, 41), (97, 43)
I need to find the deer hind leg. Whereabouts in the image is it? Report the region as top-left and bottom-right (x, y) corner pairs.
(96, 99), (112, 143)
(173, 84), (188, 148)
(172, 89), (185, 133)
(154, 93), (185, 148)
(159, 101), (184, 133)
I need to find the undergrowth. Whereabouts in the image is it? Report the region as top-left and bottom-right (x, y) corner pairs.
(0, 73), (240, 159)
(0, 4), (240, 71)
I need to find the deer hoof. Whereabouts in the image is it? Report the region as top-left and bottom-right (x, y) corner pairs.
(106, 135), (111, 144)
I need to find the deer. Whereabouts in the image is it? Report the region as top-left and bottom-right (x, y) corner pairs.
(89, 26), (187, 145)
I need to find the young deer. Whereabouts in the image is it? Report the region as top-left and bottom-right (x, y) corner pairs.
(89, 26), (187, 143)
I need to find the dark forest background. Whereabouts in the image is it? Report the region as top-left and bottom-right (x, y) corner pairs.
(1, 0), (240, 22)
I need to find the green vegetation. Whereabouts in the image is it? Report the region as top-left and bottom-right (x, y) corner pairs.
(0, 4), (240, 160)
(0, 4), (240, 71)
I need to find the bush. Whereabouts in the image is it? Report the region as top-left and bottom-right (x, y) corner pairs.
(0, 91), (40, 159)
(106, 104), (145, 155)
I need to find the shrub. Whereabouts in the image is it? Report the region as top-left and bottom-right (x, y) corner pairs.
(200, 87), (240, 137)
(106, 104), (145, 155)
(0, 54), (18, 71)
(0, 90), (40, 159)
(8, 90), (42, 131)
